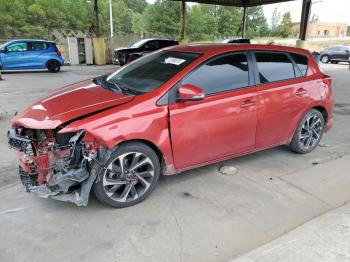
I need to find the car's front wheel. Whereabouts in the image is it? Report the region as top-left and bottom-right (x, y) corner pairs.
(47, 60), (61, 73)
(93, 142), (160, 208)
(289, 109), (325, 154)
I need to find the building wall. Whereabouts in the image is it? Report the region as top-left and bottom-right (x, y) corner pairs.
(292, 22), (348, 38)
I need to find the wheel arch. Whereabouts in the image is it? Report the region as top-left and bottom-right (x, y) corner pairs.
(46, 58), (61, 67)
(312, 105), (328, 124)
(116, 139), (165, 170)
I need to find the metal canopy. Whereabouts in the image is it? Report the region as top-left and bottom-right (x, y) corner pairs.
(172, 0), (295, 7)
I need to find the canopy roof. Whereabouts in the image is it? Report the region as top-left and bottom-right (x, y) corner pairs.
(172, 0), (294, 7)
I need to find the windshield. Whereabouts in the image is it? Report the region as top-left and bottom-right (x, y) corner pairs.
(131, 39), (150, 48)
(106, 50), (201, 94)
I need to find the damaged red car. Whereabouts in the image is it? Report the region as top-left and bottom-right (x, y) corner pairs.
(8, 44), (333, 208)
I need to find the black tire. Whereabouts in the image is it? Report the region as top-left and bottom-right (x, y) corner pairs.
(93, 142), (160, 208)
(47, 60), (61, 73)
(289, 109), (325, 154)
(320, 55), (330, 63)
(118, 52), (128, 66)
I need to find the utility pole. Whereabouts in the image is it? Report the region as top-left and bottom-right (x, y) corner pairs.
(93, 0), (101, 37)
(109, 0), (114, 38)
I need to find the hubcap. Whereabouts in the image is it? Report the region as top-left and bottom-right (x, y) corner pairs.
(299, 115), (323, 150)
(322, 56), (329, 63)
(102, 152), (154, 202)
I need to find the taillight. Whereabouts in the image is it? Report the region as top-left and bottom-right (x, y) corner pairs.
(55, 50), (62, 56)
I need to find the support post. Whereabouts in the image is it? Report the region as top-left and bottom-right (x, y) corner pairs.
(299, 0), (312, 41)
(93, 0), (101, 37)
(242, 4), (247, 38)
(109, 0), (114, 38)
(179, 0), (186, 42)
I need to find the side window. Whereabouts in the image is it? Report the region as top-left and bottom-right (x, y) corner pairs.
(30, 42), (49, 51)
(290, 53), (308, 76)
(254, 52), (295, 84)
(182, 53), (250, 95)
(145, 41), (159, 50)
(6, 42), (28, 52)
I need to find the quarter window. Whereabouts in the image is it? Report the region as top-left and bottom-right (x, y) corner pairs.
(290, 53), (308, 76)
(182, 53), (250, 95)
(255, 52), (295, 83)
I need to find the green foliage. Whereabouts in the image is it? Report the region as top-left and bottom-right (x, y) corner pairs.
(276, 11), (292, 38)
(0, 0), (271, 41)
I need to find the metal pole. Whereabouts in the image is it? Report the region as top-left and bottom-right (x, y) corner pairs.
(109, 0), (114, 38)
(242, 5), (247, 38)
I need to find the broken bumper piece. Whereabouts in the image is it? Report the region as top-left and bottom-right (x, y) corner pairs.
(28, 166), (98, 206)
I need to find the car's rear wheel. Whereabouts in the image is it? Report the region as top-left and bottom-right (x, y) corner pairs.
(321, 55), (330, 63)
(47, 60), (61, 73)
(93, 142), (160, 208)
(289, 109), (325, 154)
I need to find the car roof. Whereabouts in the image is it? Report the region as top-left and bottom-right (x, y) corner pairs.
(167, 43), (310, 56)
(5, 39), (56, 44)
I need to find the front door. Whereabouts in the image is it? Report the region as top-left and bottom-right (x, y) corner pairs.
(1, 42), (29, 69)
(169, 52), (258, 170)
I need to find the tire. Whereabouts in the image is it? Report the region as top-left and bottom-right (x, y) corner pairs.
(321, 55), (330, 63)
(47, 60), (61, 73)
(118, 52), (128, 66)
(93, 142), (160, 208)
(289, 109), (325, 154)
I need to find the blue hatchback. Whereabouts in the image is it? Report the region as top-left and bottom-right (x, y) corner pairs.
(0, 39), (64, 73)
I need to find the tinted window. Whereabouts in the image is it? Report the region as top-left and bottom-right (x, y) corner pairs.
(290, 53), (308, 76)
(328, 47), (340, 52)
(145, 40), (159, 50)
(255, 52), (295, 83)
(30, 42), (49, 51)
(6, 42), (28, 52)
(182, 53), (249, 95)
(107, 50), (201, 93)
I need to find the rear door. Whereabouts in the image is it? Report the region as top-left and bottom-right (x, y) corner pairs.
(25, 41), (50, 68)
(1, 42), (29, 69)
(169, 52), (258, 169)
(253, 51), (309, 148)
(339, 46), (350, 61)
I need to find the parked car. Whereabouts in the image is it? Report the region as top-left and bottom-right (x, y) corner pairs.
(0, 39), (64, 72)
(222, 38), (251, 44)
(8, 44), (333, 208)
(320, 45), (350, 64)
(113, 38), (179, 66)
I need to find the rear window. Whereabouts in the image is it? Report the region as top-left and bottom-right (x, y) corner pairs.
(290, 53), (308, 76)
(254, 52), (295, 84)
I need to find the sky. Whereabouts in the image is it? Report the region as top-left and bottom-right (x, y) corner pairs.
(146, 0), (350, 25)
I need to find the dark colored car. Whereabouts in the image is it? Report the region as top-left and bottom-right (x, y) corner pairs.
(320, 45), (350, 64)
(113, 38), (179, 66)
(8, 44), (333, 208)
(0, 39), (64, 72)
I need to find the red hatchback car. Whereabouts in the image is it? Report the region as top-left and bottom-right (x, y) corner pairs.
(8, 44), (333, 207)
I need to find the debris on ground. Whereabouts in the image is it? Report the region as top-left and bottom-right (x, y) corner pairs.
(219, 165), (238, 176)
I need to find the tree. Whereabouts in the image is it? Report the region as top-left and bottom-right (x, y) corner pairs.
(244, 6), (269, 38)
(276, 11), (292, 38)
(271, 8), (281, 34)
(216, 6), (241, 39)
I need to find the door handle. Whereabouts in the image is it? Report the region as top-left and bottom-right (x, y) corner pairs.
(240, 100), (256, 108)
(295, 88), (307, 96)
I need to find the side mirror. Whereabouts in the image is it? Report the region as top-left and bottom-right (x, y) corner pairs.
(177, 84), (205, 102)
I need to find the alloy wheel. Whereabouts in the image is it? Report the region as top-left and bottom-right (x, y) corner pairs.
(299, 114), (323, 150)
(102, 152), (155, 203)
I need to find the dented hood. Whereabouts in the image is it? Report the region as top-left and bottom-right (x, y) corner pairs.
(12, 79), (134, 129)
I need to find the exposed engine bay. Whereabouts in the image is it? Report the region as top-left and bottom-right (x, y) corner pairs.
(8, 127), (108, 206)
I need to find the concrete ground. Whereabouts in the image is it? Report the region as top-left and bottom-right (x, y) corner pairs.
(0, 63), (349, 262)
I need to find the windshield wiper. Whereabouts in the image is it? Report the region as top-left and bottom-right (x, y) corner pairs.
(93, 75), (127, 94)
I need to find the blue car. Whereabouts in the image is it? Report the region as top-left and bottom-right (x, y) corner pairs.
(0, 39), (64, 73)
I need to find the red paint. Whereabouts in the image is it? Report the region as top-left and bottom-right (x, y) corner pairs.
(11, 44), (333, 177)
